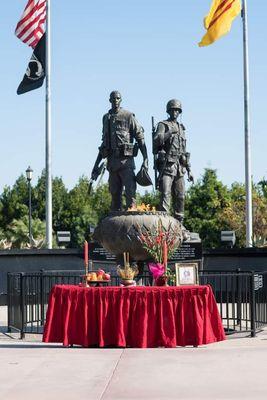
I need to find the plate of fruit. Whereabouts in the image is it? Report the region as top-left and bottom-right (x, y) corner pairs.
(84, 269), (111, 283)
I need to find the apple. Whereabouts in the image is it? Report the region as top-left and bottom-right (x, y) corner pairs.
(97, 269), (105, 276)
(103, 273), (110, 281)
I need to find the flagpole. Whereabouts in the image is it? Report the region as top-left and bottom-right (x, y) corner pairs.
(242, 0), (253, 247)
(46, 0), (52, 249)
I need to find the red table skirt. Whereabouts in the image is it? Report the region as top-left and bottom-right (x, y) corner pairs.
(43, 285), (225, 348)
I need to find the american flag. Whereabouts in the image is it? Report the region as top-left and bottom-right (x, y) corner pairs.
(15, 0), (46, 48)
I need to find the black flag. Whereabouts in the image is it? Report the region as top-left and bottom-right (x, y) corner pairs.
(17, 33), (46, 95)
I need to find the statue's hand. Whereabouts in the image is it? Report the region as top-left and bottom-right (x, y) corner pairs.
(187, 172), (194, 183)
(142, 158), (148, 170)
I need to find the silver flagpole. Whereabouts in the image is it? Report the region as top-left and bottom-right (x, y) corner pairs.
(242, 0), (253, 247)
(45, 0), (52, 249)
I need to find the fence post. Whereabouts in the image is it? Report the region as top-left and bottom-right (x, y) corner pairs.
(20, 273), (25, 339)
(250, 271), (256, 337)
(40, 270), (45, 327)
(236, 268), (241, 325)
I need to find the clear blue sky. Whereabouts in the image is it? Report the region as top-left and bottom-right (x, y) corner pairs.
(1, 1), (267, 192)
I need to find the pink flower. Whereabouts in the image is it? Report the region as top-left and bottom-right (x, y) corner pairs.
(148, 263), (165, 279)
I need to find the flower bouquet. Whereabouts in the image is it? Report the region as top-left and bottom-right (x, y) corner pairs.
(138, 220), (179, 285)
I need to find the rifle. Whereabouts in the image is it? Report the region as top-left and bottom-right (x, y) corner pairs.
(96, 159), (107, 188)
(88, 160), (107, 194)
(151, 116), (158, 190)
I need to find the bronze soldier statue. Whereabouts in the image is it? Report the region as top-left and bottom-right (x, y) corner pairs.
(91, 91), (148, 211)
(153, 99), (194, 222)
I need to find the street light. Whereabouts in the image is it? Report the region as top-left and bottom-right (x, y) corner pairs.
(26, 166), (33, 248)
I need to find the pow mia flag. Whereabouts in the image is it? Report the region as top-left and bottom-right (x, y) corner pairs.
(17, 33), (46, 95)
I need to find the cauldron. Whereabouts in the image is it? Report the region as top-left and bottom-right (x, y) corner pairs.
(93, 211), (184, 261)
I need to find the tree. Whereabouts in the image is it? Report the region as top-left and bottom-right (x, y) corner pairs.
(219, 182), (246, 246)
(32, 170), (70, 233)
(258, 178), (267, 199)
(61, 177), (107, 247)
(5, 216), (46, 249)
(184, 169), (230, 248)
(51, 177), (69, 232)
(252, 187), (267, 246)
(0, 175), (29, 229)
(32, 171), (46, 220)
(90, 183), (111, 222)
(220, 182), (267, 247)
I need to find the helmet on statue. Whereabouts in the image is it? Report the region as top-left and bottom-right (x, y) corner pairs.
(136, 166), (153, 187)
(166, 99), (182, 113)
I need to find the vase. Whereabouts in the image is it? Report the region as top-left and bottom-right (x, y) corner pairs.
(155, 275), (168, 286)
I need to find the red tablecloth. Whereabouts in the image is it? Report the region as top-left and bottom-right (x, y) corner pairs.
(43, 285), (225, 348)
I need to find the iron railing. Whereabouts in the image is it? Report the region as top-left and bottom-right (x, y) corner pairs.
(7, 269), (267, 339)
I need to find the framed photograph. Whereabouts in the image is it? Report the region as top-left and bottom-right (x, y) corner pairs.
(175, 263), (199, 286)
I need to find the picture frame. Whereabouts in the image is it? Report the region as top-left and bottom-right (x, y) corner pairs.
(175, 262), (199, 286)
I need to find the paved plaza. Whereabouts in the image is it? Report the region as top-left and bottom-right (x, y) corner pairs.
(1, 306), (267, 400)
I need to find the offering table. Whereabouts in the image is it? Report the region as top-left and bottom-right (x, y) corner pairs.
(43, 285), (225, 348)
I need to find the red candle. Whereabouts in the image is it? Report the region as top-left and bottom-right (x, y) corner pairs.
(84, 241), (88, 267)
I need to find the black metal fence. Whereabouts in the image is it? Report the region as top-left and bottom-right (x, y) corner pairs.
(7, 270), (122, 338)
(199, 270), (267, 336)
(7, 269), (267, 339)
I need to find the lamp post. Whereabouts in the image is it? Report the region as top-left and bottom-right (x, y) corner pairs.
(26, 166), (33, 248)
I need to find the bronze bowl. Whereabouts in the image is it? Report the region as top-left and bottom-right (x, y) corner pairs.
(93, 211), (185, 261)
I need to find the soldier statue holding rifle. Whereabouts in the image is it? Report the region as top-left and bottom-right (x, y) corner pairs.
(153, 99), (194, 222)
(91, 90), (149, 211)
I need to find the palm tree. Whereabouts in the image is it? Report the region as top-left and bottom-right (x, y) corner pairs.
(7, 216), (46, 249)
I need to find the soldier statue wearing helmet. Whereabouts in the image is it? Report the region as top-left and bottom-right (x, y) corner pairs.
(91, 91), (149, 211)
(153, 99), (194, 222)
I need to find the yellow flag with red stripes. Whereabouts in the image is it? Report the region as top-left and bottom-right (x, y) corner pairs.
(199, 0), (241, 47)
